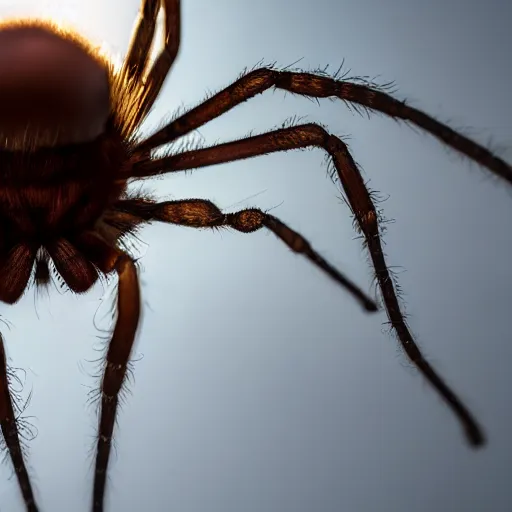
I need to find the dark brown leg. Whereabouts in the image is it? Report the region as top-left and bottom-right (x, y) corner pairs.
(121, 0), (161, 83)
(114, 198), (377, 311)
(135, 67), (512, 184)
(137, 0), (181, 119)
(126, 124), (485, 446)
(120, 0), (181, 127)
(0, 336), (38, 512)
(89, 246), (141, 512)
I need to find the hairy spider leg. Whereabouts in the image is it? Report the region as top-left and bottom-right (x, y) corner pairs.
(113, 198), (378, 311)
(134, 67), (512, 185)
(120, 0), (180, 130)
(83, 239), (141, 512)
(139, 0), (180, 119)
(0, 337), (38, 511)
(90, 192), (379, 510)
(122, 0), (161, 83)
(129, 124), (487, 446)
(90, 1), (181, 509)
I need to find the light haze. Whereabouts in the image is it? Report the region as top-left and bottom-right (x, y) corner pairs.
(0, 1), (510, 511)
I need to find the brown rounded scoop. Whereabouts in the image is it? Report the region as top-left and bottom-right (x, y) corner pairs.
(0, 25), (110, 148)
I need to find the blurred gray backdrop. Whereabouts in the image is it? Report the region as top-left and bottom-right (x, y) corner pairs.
(0, 0), (510, 511)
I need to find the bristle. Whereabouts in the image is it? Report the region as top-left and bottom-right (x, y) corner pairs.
(109, 67), (151, 141)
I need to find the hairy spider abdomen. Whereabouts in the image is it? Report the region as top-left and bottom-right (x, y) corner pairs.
(0, 22), (110, 150)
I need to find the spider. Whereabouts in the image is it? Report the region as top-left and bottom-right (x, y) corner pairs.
(0, 0), (510, 510)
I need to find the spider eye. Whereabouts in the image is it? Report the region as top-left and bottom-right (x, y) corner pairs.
(0, 25), (110, 149)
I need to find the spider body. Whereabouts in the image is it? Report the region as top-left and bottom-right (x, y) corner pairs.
(0, 1), (510, 511)
(0, 134), (129, 301)
(0, 23), (132, 301)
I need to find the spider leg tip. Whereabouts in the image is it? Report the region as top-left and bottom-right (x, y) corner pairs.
(363, 299), (379, 313)
(467, 428), (486, 448)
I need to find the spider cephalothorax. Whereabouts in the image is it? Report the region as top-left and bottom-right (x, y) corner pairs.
(0, 1), (510, 511)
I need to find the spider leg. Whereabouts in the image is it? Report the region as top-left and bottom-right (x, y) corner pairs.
(0, 335), (38, 512)
(127, 123), (485, 446)
(121, 0), (180, 128)
(137, 0), (181, 120)
(114, 198), (377, 311)
(134, 67), (512, 184)
(121, 0), (161, 84)
(83, 240), (140, 512)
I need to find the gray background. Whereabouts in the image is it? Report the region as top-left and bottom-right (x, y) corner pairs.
(0, 0), (511, 511)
